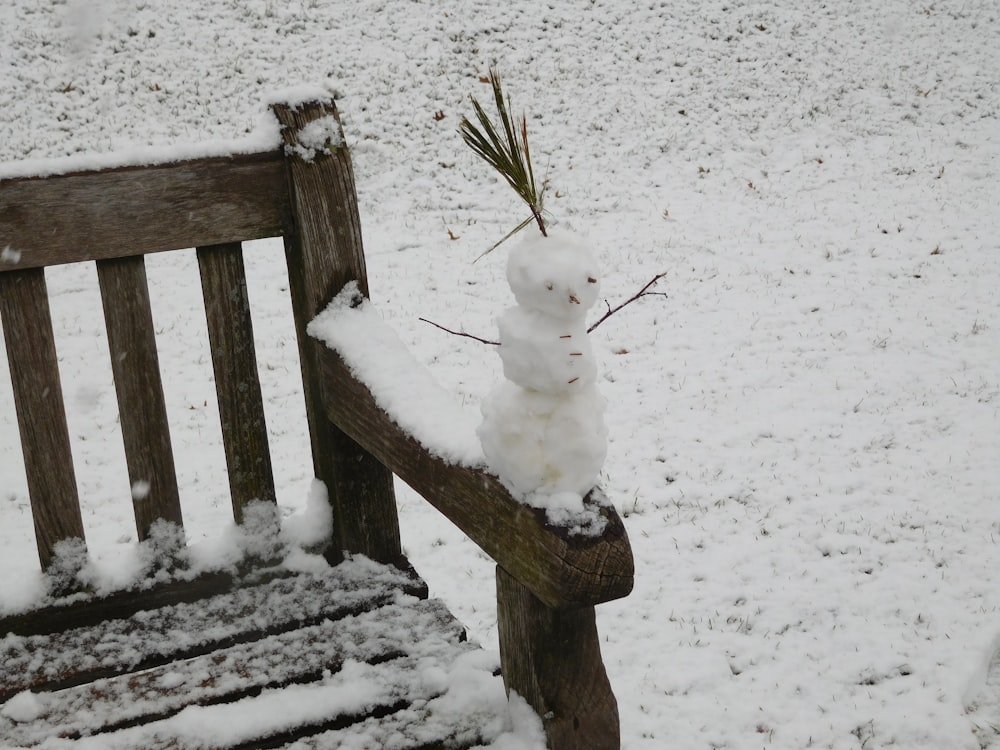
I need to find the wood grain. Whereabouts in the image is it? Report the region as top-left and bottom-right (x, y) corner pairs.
(496, 566), (620, 749)
(0, 153), (288, 271)
(97, 255), (184, 539)
(0, 268), (86, 569)
(2, 598), (466, 747)
(197, 242), (276, 523)
(272, 101), (402, 566)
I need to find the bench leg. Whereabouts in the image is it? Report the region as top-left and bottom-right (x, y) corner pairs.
(496, 566), (620, 749)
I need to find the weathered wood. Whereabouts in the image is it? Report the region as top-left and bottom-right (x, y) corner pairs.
(0, 268), (85, 569)
(97, 255), (184, 539)
(0, 152), (289, 271)
(0, 571), (236, 639)
(313, 342), (634, 609)
(0, 561), (430, 641)
(272, 100), (402, 566)
(197, 242), (276, 522)
(496, 566), (619, 750)
(2, 597), (467, 748)
(0, 562), (428, 702)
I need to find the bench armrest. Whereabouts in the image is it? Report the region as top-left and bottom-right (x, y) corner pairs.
(308, 289), (633, 610)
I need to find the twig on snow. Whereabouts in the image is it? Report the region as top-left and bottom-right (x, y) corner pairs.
(418, 317), (499, 346)
(587, 272), (668, 334)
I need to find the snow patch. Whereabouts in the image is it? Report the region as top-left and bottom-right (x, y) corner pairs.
(478, 381), (607, 500)
(130, 480), (150, 501)
(284, 115), (345, 161)
(0, 245), (21, 265)
(0, 691), (46, 723)
(263, 83), (342, 109)
(0, 119), (282, 180)
(280, 479), (334, 550)
(307, 283), (483, 467)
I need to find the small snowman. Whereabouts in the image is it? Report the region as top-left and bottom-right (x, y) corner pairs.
(477, 229), (608, 520)
(460, 69), (618, 524)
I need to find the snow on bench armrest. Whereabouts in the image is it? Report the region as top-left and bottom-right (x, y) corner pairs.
(307, 282), (484, 468)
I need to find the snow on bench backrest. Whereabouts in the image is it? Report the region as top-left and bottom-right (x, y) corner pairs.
(0, 98), (399, 575)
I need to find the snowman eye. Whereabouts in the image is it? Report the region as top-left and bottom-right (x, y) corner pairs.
(545, 281), (554, 291)
(587, 276), (598, 284)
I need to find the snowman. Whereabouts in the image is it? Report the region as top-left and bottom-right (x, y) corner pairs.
(477, 228), (608, 521)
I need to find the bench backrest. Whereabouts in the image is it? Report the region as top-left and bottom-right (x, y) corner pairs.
(0, 100), (400, 573)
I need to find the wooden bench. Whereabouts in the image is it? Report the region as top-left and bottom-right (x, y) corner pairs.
(0, 97), (633, 749)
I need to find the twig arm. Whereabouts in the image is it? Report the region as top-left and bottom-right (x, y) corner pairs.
(587, 272), (668, 334)
(418, 317), (500, 346)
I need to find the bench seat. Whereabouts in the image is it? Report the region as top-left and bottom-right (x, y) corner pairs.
(0, 559), (518, 749)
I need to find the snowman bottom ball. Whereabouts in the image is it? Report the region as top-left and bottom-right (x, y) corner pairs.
(478, 380), (607, 500)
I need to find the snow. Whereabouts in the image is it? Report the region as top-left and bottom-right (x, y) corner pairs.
(285, 115), (346, 162)
(0, 246), (21, 265)
(280, 479), (334, 550)
(495, 306), (597, 392)
(0, 127), (283, 181)
(479, 381), (607, 507)
(480, 229), (609, 524)
(129, 480), (150, 501)
(505, 230), (602, 321)
(2, 0), (999, 748)
(1, 691), (46, 724)
(308, 283), (483, 467)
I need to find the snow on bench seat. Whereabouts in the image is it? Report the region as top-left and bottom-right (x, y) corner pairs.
(0, 558), (424, 701)
(0, 559), (539, 749)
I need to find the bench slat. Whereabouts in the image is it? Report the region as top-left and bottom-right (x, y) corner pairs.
(0, 570), (236, 638)
(272, 100), (402, 566)
(0, 560), (427, 703)
(197, 242), (276, 522)
(0, 268), (85, 569)
(21, 655), (488, 750)
(0, 153), (289, 271)
(0, 597), (469, 748)
(97, 254), (184, 538)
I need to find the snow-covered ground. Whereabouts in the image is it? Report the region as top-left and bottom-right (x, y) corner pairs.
(2, 0), (999, 747)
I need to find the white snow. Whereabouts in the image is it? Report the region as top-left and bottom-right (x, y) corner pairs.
(2, 0), (999, 747)
(478, 381), (607, 504)
(0, 127), (283, 181)
(280, 479), (334, 550)
(505, 231), (602, 320)
(129, 480), (150, 501)
(285, 115), (345, 162)
(262, 83), (342, 110)
(0, 245), (21, 265)
(480, 229), (609, 524)
(308, 282), (483, 467)
(1, 691), (46, 723)
(495, 307), (597, 392)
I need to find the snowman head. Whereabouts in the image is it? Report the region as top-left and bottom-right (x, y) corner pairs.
(506, 230), (601, 320)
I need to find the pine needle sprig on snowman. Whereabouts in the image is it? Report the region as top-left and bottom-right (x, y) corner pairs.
(459, 67), (548, 257)
(461, 69), (610, 533)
